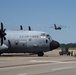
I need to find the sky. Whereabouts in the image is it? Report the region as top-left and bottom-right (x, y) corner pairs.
(0, 0), (76, 44)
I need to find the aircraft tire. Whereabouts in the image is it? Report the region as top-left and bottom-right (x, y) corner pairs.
(38, 52), (44, 56)
(67, 52), (70, 56)
(59, 52), (63, 55)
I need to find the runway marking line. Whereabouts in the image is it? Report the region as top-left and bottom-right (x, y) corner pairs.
(52, 67), (73, 71)
(0, 60), (76, 69)
(30, 60), (76, 63)
(18, 73), (27, 75)
(0, 60), (54, 69)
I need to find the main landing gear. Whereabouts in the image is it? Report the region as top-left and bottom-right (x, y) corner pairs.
(38, 52), (44, 56)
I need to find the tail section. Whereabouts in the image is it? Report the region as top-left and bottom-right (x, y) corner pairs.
(54, 24), (57, 29)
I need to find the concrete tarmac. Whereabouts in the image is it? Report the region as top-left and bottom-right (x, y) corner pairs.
(0, 50), (76, 75)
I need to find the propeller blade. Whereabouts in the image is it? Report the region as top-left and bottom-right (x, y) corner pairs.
(4, 33), (6, 36)
(28, 26), (31, 31)
(0, 22), (6, 46)
(20, 25), (23, 30)
(1, 37), (3, 46)
(1, 22), (3, 31)
(3, 29), (6, 32)
(4, 37), (6, 40)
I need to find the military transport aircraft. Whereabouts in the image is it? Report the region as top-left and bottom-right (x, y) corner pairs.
(54, 24), (61, 30)
(49, 24), (66, 30)
(0, 22), (60, 56)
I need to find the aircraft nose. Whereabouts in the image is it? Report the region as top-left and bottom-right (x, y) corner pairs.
(50, 40), (60, 50)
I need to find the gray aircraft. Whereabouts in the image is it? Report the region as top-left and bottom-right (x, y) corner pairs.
(49, 24), (67, 30)
(0, 22), (60, 56)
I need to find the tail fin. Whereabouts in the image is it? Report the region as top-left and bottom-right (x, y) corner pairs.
(54, 24), (57, 29)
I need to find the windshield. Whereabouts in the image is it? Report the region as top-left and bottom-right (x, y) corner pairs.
(40, 33), (52, 40)
(46, 34), (52, 40)
(40, 33), (46, 38)
(46, 34), (50, 38)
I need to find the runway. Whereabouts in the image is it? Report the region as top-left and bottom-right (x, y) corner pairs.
(0, 50), (76, 75)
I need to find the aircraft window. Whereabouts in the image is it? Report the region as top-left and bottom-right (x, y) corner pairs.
(20, 36), (24, 38)
(32, 36), (36, 38)
(23, 44), (25, 46)
(46, 34), (50, 38)
(32, 35), (39, 38)
(29, 39), (32, 41)
(25, 36), (29, 38)
(15, 43), (18, 45)
(20, 36), (21, 38)
(30, 35), (32, 37)
(41, 33), (46, 38)
(46, 34), (51, 39)
(41, 36), (46, 38)
(41, 33), (46, 36)
(46, 40), (48, 43)
(22, 36), (23, 38)
(37, 36), (39, 38)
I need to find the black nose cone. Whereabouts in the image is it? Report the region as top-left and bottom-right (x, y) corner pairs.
(50, 40), (60, 50)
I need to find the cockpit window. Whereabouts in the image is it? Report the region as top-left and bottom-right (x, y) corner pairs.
(46, 34), (50, 38)
(40, 33), (52, 41)
(41, 33), (46, 36)
(40, 33), (51, 39)
(46, 34), (52, 40)
(41, 33), (46, 38)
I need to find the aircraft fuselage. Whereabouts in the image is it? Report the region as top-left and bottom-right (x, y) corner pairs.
(0, 30), (60, 56)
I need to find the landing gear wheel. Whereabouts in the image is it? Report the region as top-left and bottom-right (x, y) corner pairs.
(38, 52), (44, 57)
(59, 52), (63, 55)
(67, 52), (70, 56)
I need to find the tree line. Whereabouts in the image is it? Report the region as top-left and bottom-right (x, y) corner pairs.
(60, 43), (76, 48)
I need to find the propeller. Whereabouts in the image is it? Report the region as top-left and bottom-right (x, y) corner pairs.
(20, 25), (23, 30)
(0, 22), (6, 45)
(28, 26), (31, 31)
